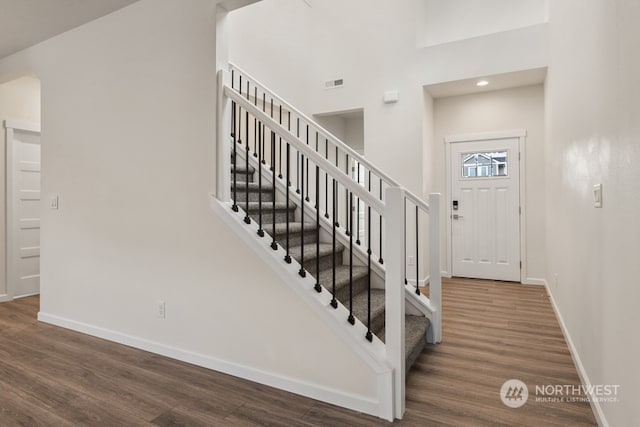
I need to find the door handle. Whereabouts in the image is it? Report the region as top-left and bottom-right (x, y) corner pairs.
(452, 214), (464, 220)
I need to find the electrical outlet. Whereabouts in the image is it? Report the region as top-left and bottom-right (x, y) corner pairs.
(408, 256), (415, 266)
(157, 301), (166, 319)
(50, 195), (59, 210)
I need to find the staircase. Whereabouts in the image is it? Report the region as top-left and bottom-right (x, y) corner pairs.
(231, 155), (430, 373)
(215, 63), (442, 421)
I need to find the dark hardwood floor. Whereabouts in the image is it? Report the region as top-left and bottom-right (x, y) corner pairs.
(0, 279), (597, 426)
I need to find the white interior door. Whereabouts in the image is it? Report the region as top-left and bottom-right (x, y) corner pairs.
(450, 137), (520, 281)
(6, 124), (41, 298)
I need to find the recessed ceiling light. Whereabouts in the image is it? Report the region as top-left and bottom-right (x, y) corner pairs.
(476, 80), (489, 87)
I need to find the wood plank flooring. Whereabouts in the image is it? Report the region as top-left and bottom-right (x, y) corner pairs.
(0, 278), (597, 426)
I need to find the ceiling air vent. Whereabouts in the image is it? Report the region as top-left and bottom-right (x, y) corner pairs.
(324, 78), (344, 90)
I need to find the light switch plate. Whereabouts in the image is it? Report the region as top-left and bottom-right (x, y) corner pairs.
(593, 184), (602, 208)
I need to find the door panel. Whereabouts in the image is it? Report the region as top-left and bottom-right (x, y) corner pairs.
(451, 138), (520, 281)
(9, 129), (41, 298)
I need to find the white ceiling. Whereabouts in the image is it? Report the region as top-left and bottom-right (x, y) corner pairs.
(425, 67), (547, 99)
(0, 0), (140, 59)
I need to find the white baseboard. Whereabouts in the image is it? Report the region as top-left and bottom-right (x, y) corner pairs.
(0, 293), (12, 303)
(523, 277), (546, 286)
(544, 281), (608, 427)
(37, 311), (381, 419)
(406, 277), (429, 286)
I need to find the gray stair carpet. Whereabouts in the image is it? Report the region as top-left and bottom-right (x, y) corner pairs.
(230, 156), (428, 376)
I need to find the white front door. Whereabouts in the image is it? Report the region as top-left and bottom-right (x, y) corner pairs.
(450, 137), (521, 281)
(6, 125), (41, 298)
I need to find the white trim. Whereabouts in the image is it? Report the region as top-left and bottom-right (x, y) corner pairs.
(37, 311), (382, 419)
(216, 70), (231, 202)
(405, 278), (428, 286)
(544, 281), (608, 427)
(4, 122), (41, 301)
(444, 129), (526, 143)
(523, 277), (546, 286)
(4, 119), (40, 133)
(210, 197), (395, 420)
(444, 130), (527, 283)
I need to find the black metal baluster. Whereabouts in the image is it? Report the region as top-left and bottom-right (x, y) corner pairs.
(257, 121), (264, 237)
(379, 178), (384, 264)
(296, 118), (300, 194)
(271, 131), (278, 251)
(415, 205), (420, 295)
(285, 144), (291, 264)
(345, 154), (349, 236)
(287, 111), (291, 186)
(253, 87), (257, 157)
(315, 163), (321, 293)
(366, 201), (372, 342)
(305, 126), (310, 202)
(324, 139), (329, 219)
(356, 162), (360, 244)
(348, 191), (354, 325)
(335, 146), (340, 228)
(269, 99), (274, 173)
(299, 154), (306, 278)
(244, 109), (250, 224)
(331, 179), (338, 309)
(261, 94), (266, 164)
(231, 101), (238, 212)
(278, 105), (283, 179)
(404, 198), (408, 284)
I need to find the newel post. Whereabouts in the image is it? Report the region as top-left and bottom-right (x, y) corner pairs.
(216, 69), (231, 202)
(429, 193), (442, 343)
(384, 186), (406, 419)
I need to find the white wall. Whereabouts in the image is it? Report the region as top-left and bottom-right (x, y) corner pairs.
(432, 85), (546, 281)
(0, 75), (41, 297)
(545, 1), (640, 425)
(0, 0), (380, 408)
(228, 0), (548, 201)
(418, 0), (547, 47)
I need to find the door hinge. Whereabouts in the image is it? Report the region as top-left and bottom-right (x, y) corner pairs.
(518, 152), (521, 161)
(519, 206), (521, 215)
(520, 261), (522, 269)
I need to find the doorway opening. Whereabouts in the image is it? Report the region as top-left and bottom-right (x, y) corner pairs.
(445, 130), (526, 283)
(314, 108), (366, 240)
(1, 74), (42, 302)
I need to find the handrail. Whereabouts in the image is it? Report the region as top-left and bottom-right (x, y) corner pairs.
(225, 86), (386, 214)
(228, 62), (429, 212)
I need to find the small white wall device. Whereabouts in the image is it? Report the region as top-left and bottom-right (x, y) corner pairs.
(383, 91), (399, 104)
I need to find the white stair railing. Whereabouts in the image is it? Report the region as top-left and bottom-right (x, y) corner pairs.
(216, 64), (441, 419)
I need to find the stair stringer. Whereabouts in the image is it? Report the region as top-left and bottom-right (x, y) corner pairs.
(210, 196), (395, 421)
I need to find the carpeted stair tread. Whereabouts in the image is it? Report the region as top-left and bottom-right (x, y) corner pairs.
(378, 314), (429, 374)
(404, 315), (430, 373)
(288, 242), (344, 263)
(231, 181), (272, 192)
(231, 164), (255, 174)
(317, 265), (368, 294)
(350, 288), (386, 334)
(264, 222), (317, 235)
(245, 202), (295, 212)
